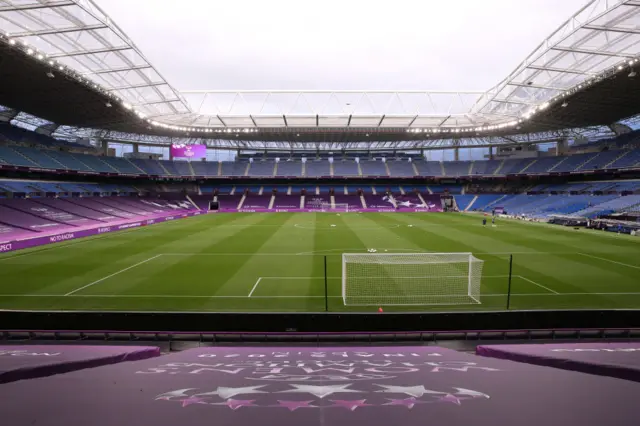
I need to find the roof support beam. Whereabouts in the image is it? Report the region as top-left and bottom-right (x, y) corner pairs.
(507, 82), (565, 91)
(107, 82), (166, 91)
(550, 46), (636, 58)
(83, 65), (152, 75)
(48, 46), (131, 58)
(216, 115), (227, 127)
(526, 65), (592, 75)
(282, 115), (288, 127)
(582, 25), (640, 35)
(0, 1), (73, 12)
(347, 114), (352, 127)
(377, 115), (386, 127)
(10, 24), (108, 38)
(491, 98), (537, 106)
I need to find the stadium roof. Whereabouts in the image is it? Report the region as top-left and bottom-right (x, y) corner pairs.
(0, 0), (638, 148)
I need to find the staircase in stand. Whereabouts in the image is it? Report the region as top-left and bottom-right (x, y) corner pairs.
(244, 163), (251, 176)
(187, 161), (195, 176)
(157, 161), (171, 175)
(273, 162), (278, 176)
(493, 159), (505, 175)
(357, 162), (363, 176)
(439, 162), (445, 176)
(300, 195), (305, 209)
(465, 195), (479, 211)
(268, 195), (276, 209)
(330, 195), (336, 209)
(360, 195), (367, 208)
(519, 159), (538, 174)
(185, 195), (200, 210)
(126, 158), (146, 173)
(217, 162), (222, 176)
(548, 156), (569, 172)
(603, 150), (630, 169)
(43, 152), (68, 169)
(412, 162), (419, 176)
(384, 162), (391, 177)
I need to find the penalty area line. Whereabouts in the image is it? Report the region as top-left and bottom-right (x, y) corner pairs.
(577, 252), (640, 270)
(516, 275), (559, 294)
(64, 254), (164, 296)
(247, 277), (262, 297)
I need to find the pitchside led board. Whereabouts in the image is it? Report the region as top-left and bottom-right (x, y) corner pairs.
(170, 144), (206, 159)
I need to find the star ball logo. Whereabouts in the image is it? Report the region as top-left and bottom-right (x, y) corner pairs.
(154, 384), (490, 411)
(149, 350), (495, 412)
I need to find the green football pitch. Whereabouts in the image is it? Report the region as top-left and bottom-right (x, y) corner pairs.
(0, 212), (638, 312)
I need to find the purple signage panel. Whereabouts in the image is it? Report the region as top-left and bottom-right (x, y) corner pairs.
(477, 342), (640, 382)
(0, 345), (160, 384)
(0, 346), (637, 425)
(0, 212), (203, 254)
(170, 144), (206, 159)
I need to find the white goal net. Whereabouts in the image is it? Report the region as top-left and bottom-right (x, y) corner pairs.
(319, 202), (350, 212)
(342, 252), (484, 306)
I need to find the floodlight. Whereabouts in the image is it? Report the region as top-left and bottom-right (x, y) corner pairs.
(561, 101), (568, 108)
(36, 54), (43, 60)
(629, 71), (637, 78)
(46, 71), (54, 79)
(26, 48), (34, 55)
(618, 65), (624, 70)
(8, 39), (15, 45)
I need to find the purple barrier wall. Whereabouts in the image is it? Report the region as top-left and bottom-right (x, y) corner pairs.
(477, 342), (640, 382)
(0, 211), (204, 254)
(0, 346), (638, 425)
(0, 345), (160, 384)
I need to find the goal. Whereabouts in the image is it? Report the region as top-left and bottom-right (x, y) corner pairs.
(319, 202), (350, 212)
(341, 252), (484, 306)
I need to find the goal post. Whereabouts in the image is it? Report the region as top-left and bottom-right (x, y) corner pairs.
(341, 252), (484, 306)
(319, 202), (350, 212)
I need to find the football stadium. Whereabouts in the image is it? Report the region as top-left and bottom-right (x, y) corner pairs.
(0, 0), (639, 424)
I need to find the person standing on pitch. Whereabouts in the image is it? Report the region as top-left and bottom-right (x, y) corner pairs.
(482, 217), (487, 226)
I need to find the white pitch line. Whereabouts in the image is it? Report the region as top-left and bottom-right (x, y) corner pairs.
(516, 275), (559, 294)
(64, 254), (163, 296)
(247, 277), (262, 297)
(578, 252), (640, 270)
(3, 292), (640, 299)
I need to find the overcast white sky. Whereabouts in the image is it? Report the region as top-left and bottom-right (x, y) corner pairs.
(95, 0), (589, 91)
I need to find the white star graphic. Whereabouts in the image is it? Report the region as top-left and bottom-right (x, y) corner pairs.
(453, 387), (490, 399)
(375, 385), (446, 398)
(194, 385), (267, 400)
(277, 384), (364, 399)
(155, 388), (197, 400)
